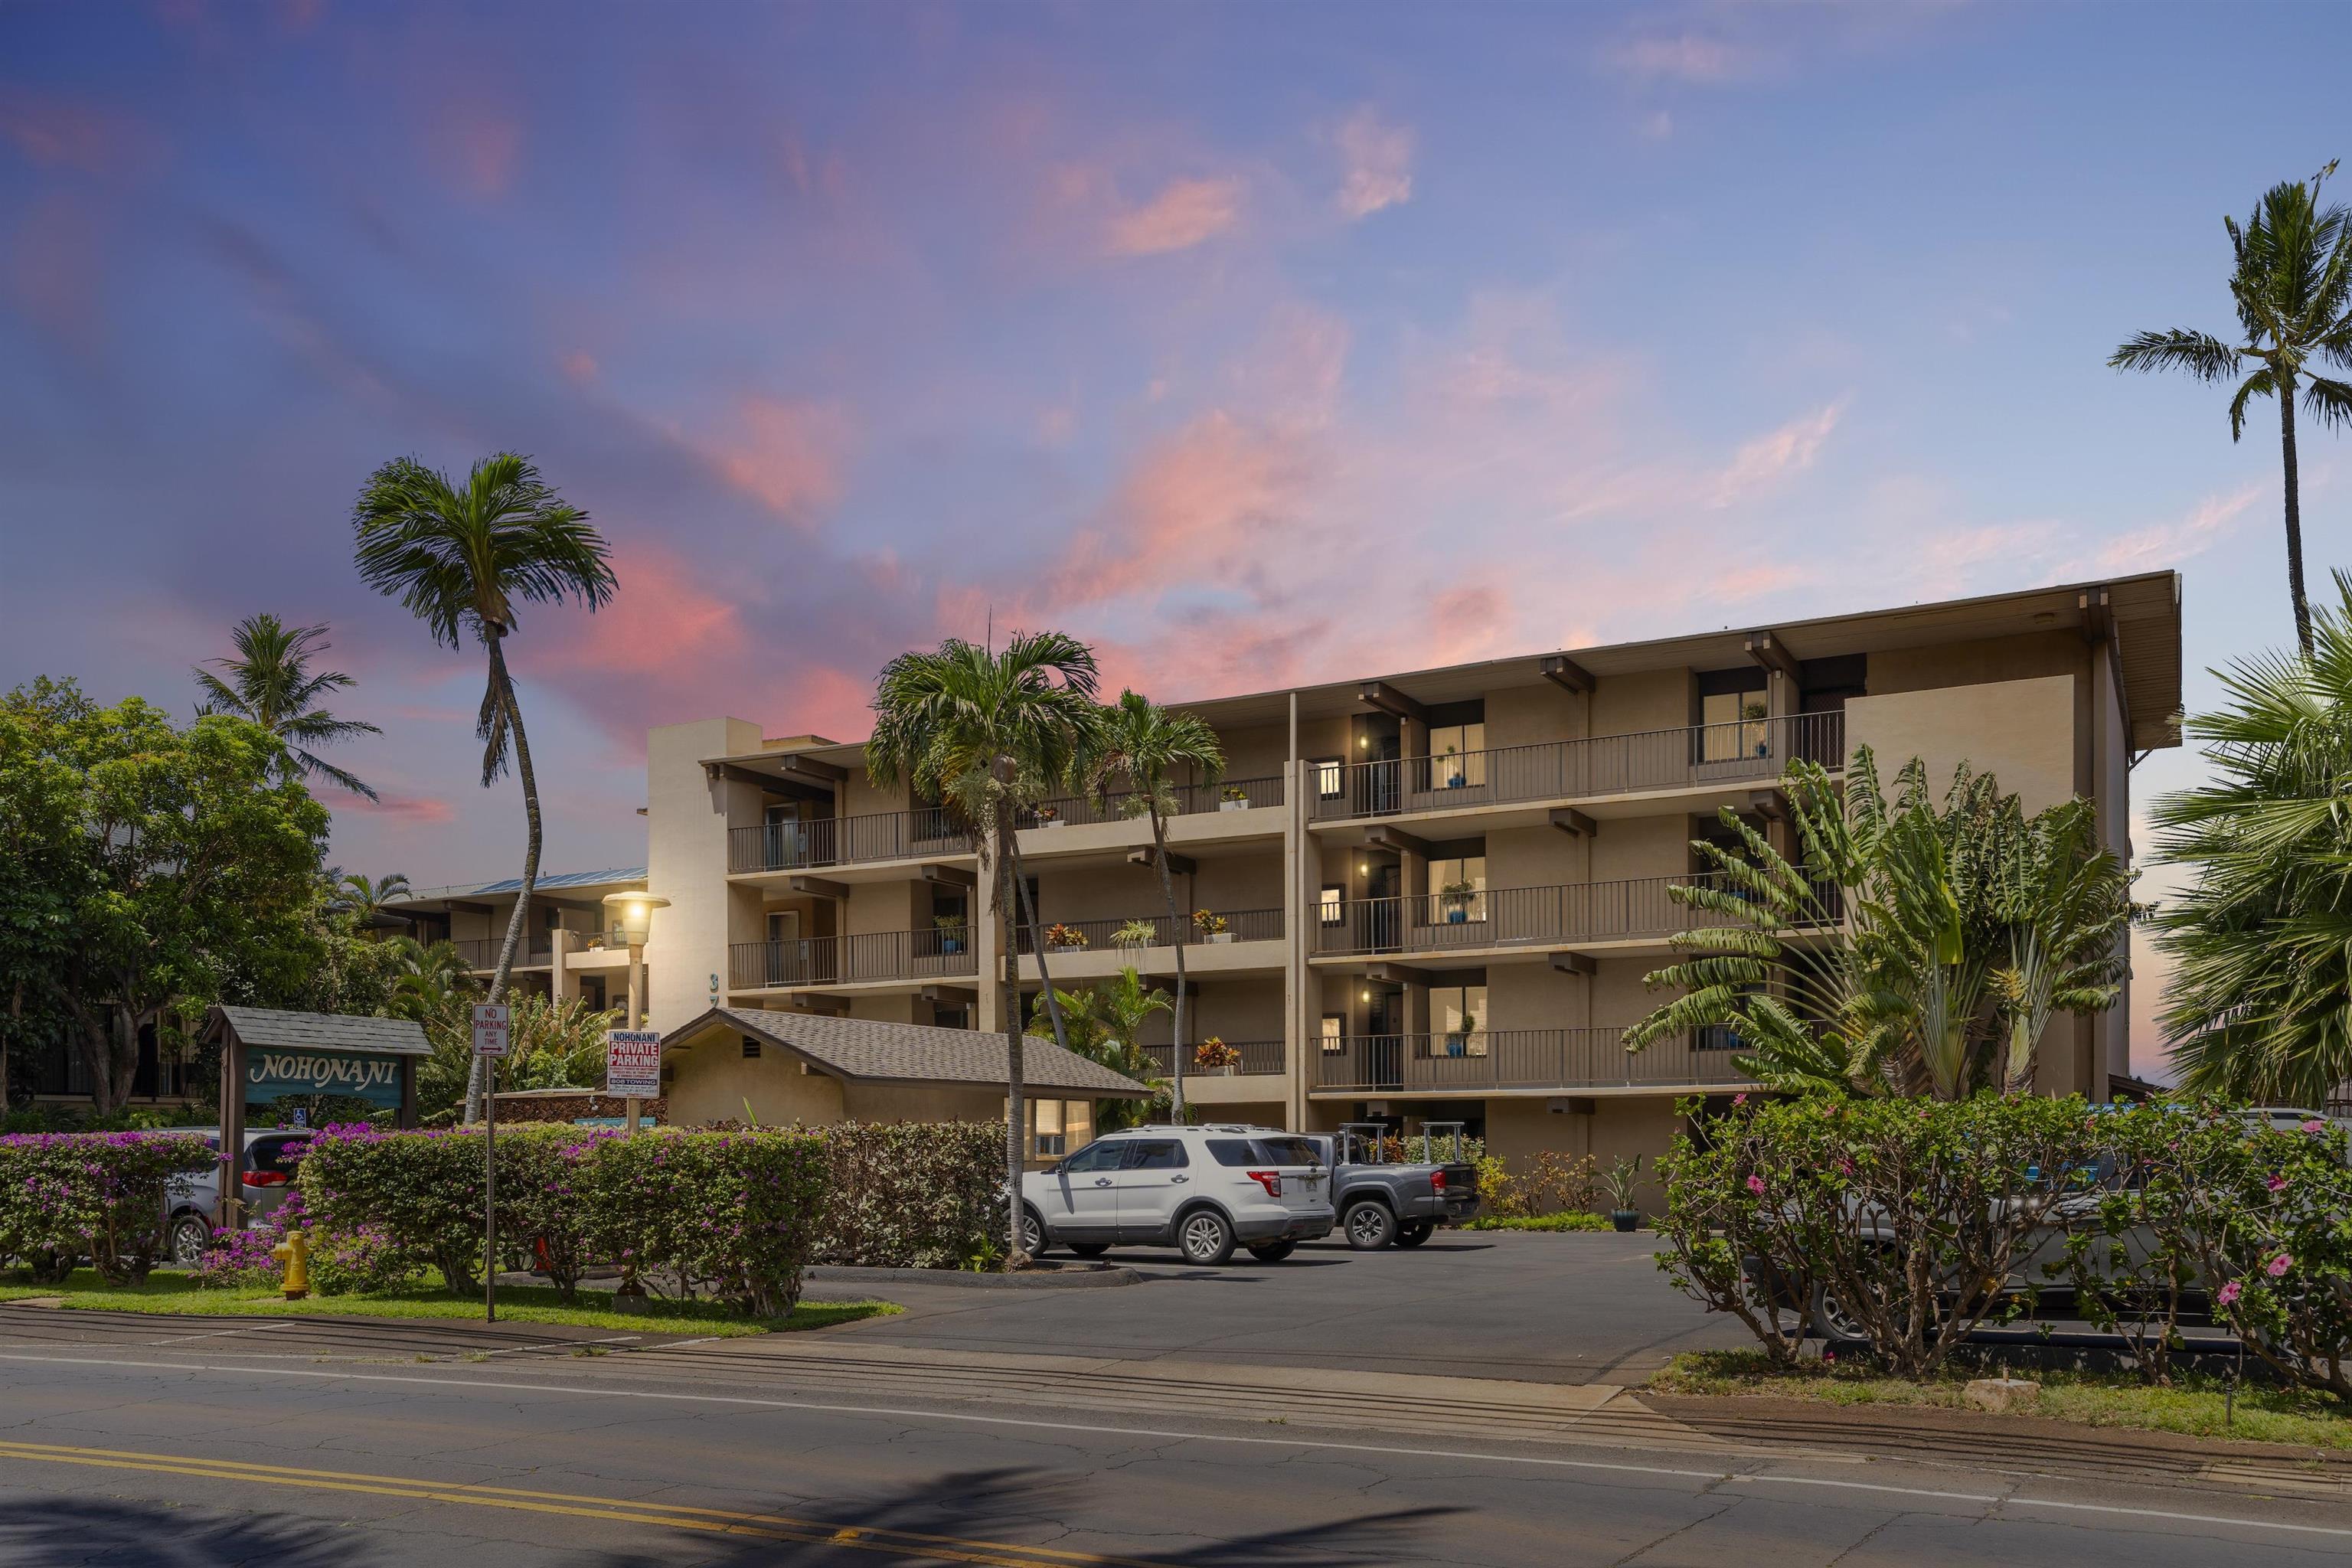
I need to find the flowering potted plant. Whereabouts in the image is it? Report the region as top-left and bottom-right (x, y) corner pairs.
(1043, 922), (1088, 950)
(1194, 1036), (1241, 1074)
(1112, 918), (1158, 952)
(1034, 803), (1065, 828)
(1439, 743), (1467, 789)
(1193, 909), (1233, 944)
(934, 913), (966, 956)
(1219, 784), (1250, 812)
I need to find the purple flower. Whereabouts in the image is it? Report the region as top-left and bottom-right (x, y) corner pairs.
(2217, 1280), (2242, 1307)
(2268, 1253), (2293, 1279)
(2266, 1173), (2288, 1193)
(1746, 1174), (1766, 1197)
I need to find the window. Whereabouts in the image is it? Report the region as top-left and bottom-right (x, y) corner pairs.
(1060, 1139), (1125, 1172)
(1254, 1136), (1323, 1168)
(1697, 672), (1770, 763)
(1432, 984), (1488, 1057)
(1122, 1138), (1189, 1170)
(1426, 855), (1488, 924)
(1427, 722), (1486, 788)
(1320, 1014), (1346, 1054)
(1314, 758), (1344, 799)
(1318, 885), (1344, 926)
(1035, 1099), (1067, 1157)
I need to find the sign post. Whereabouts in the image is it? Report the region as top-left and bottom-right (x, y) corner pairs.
(471, 1004), (511, 1322)
(604, 1030), (662, 1134)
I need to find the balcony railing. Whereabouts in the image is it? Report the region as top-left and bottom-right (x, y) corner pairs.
(455, 936), (567, 970)
(727, 929), (980, 990)
(1021, 775), (1284, 830)
(1308, 711), (1845, 822)
(728, 808), (972, 874)
(1018, 907), (1285, 956)
(1137, 1039), (1287, 1077)
(1312, 873), (1841, 958)
(1312, 1027), (1754, 1094)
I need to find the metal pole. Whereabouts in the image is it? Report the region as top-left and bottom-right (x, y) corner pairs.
(629, 944), (645, 1029)
(484, 1082), (497, 1323)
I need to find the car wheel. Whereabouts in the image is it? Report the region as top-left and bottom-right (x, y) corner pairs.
(1246, 1240), (1297, 1262)
(1070, 1243), (1111, 1258)
(1344, 1200), (1396, 1250)
(1807, 1281), (1878, 1353)
(1177, 1208), (1236, 1266)
(1019, 1207), (1054, 1258)
(1394, 1220), (1434, 1248)
(168, 1215), (211, 1270)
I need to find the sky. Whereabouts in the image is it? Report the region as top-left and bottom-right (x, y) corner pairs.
(3, 2), (2347, 1067)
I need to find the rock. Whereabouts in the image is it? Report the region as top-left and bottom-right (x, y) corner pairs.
(1964, 1377), (2040, 1413)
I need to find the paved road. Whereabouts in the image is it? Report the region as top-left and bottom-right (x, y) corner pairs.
(4, 1341), (2350, 1566)
(808, 1230), (1749, 1384)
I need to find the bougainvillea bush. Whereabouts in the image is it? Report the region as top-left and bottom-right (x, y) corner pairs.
(0, 1130), (214, 1285)
(296, 1124), (489, 1292)
(813, 1121), (1003, 1269)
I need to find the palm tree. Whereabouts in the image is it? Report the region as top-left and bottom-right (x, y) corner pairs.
(2154, 571), (2352, 1102)
(194, 613), (381, 798)
(868, 632), (1099, 1263)
(333, 871), (413, 922)
(351, 453), (615, 1123)
(1082, 690), (1224, 1120)
(2111, 162), (2352, 655)
(385, 936), (472, 1021)
(1026, 966), (1172, 1131)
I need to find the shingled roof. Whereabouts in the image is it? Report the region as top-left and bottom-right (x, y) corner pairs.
(204, 1005), (431, 1057)
(665, 1007), (1149, 1096)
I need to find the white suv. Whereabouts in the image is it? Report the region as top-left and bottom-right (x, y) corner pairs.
(1019, 1125), (1334, 1265)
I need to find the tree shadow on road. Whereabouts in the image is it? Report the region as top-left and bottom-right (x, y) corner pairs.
(0, 1496), (668, 1568)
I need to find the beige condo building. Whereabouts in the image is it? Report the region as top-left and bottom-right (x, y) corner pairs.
(635, 573), (2182, 1203)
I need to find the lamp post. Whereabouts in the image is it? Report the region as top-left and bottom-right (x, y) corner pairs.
(601, 893), (669, 1029)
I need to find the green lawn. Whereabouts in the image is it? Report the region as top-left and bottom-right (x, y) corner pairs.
(1652, 1349), (2352, 1451)
(1462, 1212), (1615, 1233)
(0, 1269), (897, 1338)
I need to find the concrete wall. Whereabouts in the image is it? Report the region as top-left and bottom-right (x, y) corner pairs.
(1844, 674), (2078, 815)
(645, 717), (767, 1029)
(662, 1027), (848, 1127)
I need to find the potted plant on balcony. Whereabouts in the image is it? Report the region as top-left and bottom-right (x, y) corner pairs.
(1218, 784), (1250, 812)
(1043, 922), (1088, 951)
(1741, 697), (1769, 759)
(1194, 1036), (1241, 1076)
(1444, 1012), (1478, 1057)
(1193, 909), (1233, 945)
(1112, 918), (1158, 956)
(1034, 802), (1065, 829)
(1439, 743), (1466, 789)
(1439, 878), (1477, 923)
(934, 913), (966, 956)
(1602, 1155), (1644, 1233)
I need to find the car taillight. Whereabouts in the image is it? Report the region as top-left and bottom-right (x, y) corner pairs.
(1246, 1170), (1282, 1198)
(242, 1171), (289, 1188)
(1431, 1170), (1448, 1193)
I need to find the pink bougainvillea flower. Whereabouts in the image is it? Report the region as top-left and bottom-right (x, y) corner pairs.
(1746, 1174), (1767, 1197)
(2266, 1173), (2289, 1192)
(2301, 1119), (2326, 1134)
(2268, 1253), (2293, 1278)
(2217, 1280), (2243, 1307)
(1732, 1093), (1748, 1107)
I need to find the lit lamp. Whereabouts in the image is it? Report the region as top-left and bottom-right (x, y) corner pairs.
(602, 893), (669, 1029)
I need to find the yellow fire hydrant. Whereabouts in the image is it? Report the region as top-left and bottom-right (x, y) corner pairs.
(271, 1230), (311, 1301)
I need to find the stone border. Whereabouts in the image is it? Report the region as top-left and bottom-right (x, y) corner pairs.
(804, 1263), (1146, 1289)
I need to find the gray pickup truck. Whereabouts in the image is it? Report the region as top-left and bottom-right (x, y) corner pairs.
(1302, 1122), (1481, 1250)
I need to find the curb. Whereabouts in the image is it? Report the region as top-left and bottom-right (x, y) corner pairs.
(803, 1263), (1147, 1290)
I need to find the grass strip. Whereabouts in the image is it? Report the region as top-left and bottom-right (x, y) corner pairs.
(1652, 1348), (2352, 1451)
(2, 1270), (897, 1337)
(1462, 1213), (1615, 1233)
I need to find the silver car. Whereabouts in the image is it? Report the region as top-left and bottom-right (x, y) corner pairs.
(1018, 1125), (1334, 1266)
(162, 1129), (312, 1268)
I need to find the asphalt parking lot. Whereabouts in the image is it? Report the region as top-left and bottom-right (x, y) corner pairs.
(805, 1228), (1749, 1384)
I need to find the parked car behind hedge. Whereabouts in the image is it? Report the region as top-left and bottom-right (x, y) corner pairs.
(0, 1130), (216, 1285)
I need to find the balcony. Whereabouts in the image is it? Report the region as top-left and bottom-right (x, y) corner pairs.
(1018, 906), (1284, 954)
(1021, 774), (1284, 829)
(455, 936), (567, 970)
(1308, 712), (1844, 824)
(1138, 1039), (1287, 1078)
(1311, 1027), (1756, 1096)
(1312, 873), (1841, 961)
(1018, 907), (1285, 979)
(728, 808), (971, 875)
(727, 929), (980, 991)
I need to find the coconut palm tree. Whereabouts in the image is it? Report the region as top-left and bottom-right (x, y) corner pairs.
(1082, 690), (1224, 1120)
(194, 613), (381, 798)
(2111, 162), (2352, 655)
(351, 453), (615, 1123)
(2154, 571), (2352, 1102)
(868, 631), (1099, 1263)
(1026, 966), (1171, 1131)
(332, 871), (413, 922)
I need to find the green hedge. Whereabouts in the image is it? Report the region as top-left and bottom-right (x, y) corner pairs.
(814, 1120), (1002, 1269)
(0, 1131), (216, 1285)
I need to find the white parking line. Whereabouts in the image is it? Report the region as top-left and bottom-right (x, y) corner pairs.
(1, 1351), (2346, 1543)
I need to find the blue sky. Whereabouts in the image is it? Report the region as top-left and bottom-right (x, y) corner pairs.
(3, 2), (2347, 1060)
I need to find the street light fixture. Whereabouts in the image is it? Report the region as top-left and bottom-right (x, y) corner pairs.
(602, 893), (669, 1028)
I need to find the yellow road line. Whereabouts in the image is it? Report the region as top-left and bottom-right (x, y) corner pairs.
(0, 1438), (1155, 1567)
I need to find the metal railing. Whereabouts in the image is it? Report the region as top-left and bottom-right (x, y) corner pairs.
(455, 936), (567, 970)
(1312, 1027), (1756, 1093)
(1137, 1039), (1287, 1077)
(1308, 712), (1845, 821)
(1312, 873), (1841, 958)
(727, 929), (981, 990)
(1021, 775), (1284, 829)
(1018, 907), (1285, 956)
(728, 807), (971, 874)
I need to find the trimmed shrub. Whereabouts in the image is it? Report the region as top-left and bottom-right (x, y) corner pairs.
(0, 1130), (215, 1285)
(297, 1125), (493, 1292)
(814, 1121), (1003, 1269)
(583, 1128), (827, 1317)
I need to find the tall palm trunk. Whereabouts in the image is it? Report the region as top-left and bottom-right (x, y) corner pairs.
(1011, 834), (1073, 1054)
(2281, 381), (2315, 656)
(992, 818), (1027, 1261)
(1148, 808), (1187, 1120)
(466, 631), (543, 1125)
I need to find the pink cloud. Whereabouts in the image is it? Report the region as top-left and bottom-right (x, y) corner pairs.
(345, 794), (458, 825)
(0, 93), (158, 176)
(432, 113), (522, 200)
(2090, 483), (2264, 575)
(1606, 32), (1759, 83)
(561, 349), (599, 384)
(710, 397), (851, 526)
(1106, 176), (1244, 256)
(1708, 400), (1845, 508)
(1332, 107), (1414, 219)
